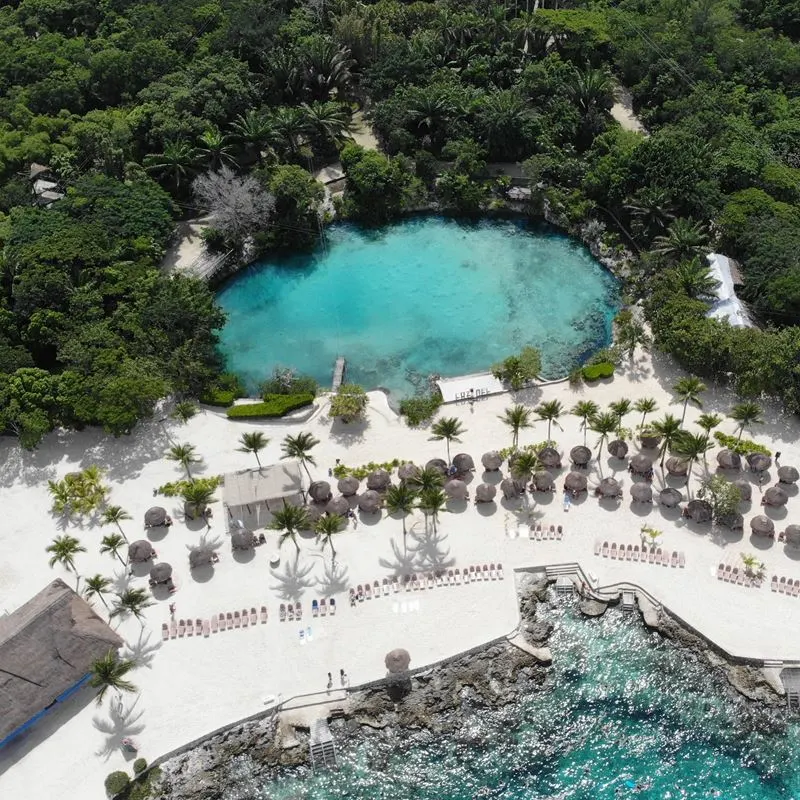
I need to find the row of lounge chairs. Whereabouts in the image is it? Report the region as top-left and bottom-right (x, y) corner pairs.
(529, 524), (564, 541)
(162, 606), (268, 639)
(771, 575), (800, 595)
(350, 565), (505, 602)
(594, 541), (686, 567)
(717, 564), (762, 588)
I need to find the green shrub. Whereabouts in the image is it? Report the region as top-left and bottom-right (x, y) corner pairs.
(582, 362), (615, 381)
(226, 393), (314, 419)
(260, 368), (318, 397)
(133, 758), (147, 775)
(200, 387), (236, 407)
(568, 366), (584, 388)
(157, 475), (222, 498)
(201, 373), (246, 407)
(399, 393), (442, 426)
(105, 771), (130, 797)
(713, 431), (771, 456)
(333, 459), (404, 480)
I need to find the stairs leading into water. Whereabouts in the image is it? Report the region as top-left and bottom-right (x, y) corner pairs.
(331, 357), (346, 392)
(622, 590), (636, 613)
(309, 718), (338, 771)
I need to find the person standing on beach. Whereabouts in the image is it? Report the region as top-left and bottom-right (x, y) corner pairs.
(327, 672), (333, 691)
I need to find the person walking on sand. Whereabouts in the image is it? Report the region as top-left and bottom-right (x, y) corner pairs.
(327, 672), (333, 691)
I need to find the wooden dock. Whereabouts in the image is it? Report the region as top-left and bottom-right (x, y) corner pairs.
(332, 356), (346, 391)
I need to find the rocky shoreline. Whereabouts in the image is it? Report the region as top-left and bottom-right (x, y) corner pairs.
(150, 574), (786, 800)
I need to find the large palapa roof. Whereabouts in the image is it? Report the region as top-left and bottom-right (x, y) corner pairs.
(223, 462), (304, 511)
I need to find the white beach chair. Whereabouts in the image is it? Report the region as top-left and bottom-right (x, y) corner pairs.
(161, 623), (169, 641)
(594, 541), (601, 556)
(678, 552), (686, 568)
(771, 575), (778, 592)
(497, 563), (504, 580)
(261, 605), (268, 623)
(210, 616), (218, 634)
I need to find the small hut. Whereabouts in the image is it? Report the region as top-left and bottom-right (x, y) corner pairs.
(397, 463), (420, 483)
(189, 548), (214, 569)
(778, 466), (799, 485)
(596, 477), (622, 498)
(665, 457), (689, 477)
(763, 486), (788, 507)
(444, 479), (469, 500)
(659, 487), (682, 507)
(500, 478), (524, 499)
(734, 479), (752, 502)
(685, 499), (712, 523)
(716, 450), (742, 471)
(564, 472), (587, 494)
(608, 440), (629, 460)
(532, 470), (555, 492)
(783, 524), (800, 546)
(426, 458), (448, 476)
(639, 432), (661, 450)
(326, 496), (350, 516)
(128, 540), (154, 564)
(481, 451), (503, 471)
(358, 490), (382, 513)
(630, 454), (653, 475)
(149, 562), (172, 584)
(717, 512), (744, 531)
(308, 481), (332, 504)
(630, 483), (653, 504)
(538, 447), (562, 470)
(366, 469), (391, 492)
(750, 515), (775, 537)
(475, 483), (497, 503)
(385, 648), (411, 673)
(144, 506), (168, 528)
(746, 453), (772, 473)
(570, 446), (591, 468)
(452, 453), (475, 474)
(338, 476), (360, 496)
(231, 530), (254, 550)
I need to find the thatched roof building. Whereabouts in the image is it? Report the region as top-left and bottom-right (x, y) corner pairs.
(474, 483), (496, 503)
(452, 453), (475, 473)
(444, 479), (468, 500)
(532, 470), (555, 492)
(597, 477), (622, 497)
(778, 466), (799, 485)
(358, 490), (382, 513)
(784, 524), (800, 546)
(337, 476), (360, 496)
(538, 447), (561, 469)
(0, 579), (123, 745)
(366, 469), (391, 492)
(128, 539), (154, 564)
(746, 453), (772, 472)
(659, 487), (682, 507)
(717, 512), (744, 531)
(734, 479), (752, 502)
(750, 515), (775, 536)
(481, 451), (503, 471)
(326, 496), (350, 516)
(564, 472), (587, 493)
(608, 440), (628, 459)
(665, 457), (688, 477)
(426, 458), (448, 476)
(630, 454), (653, 475)
(763, 486), (788, 507)
(308, 481), (332, 503)
(149, 562), (173, 583)
(189, 547), (214, 569)
(685, 499), (712, 523)
(397, 463), (420, 483)
(716, 450), (741, 471)
(630, 483), (653, 503)
(231, 530), (254, 550)
(144, 506), (168, 528)
(570, 446), (591, 467)
(385, 648), (411, 673)
(500, 478), (524, 499)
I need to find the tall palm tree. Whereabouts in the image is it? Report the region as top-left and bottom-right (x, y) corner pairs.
(315, 514), (345, 563)
(634, 397), (658, 428)
(571, 400), (599, 445)
(672, 431), (712, 491)
(672, 257), (720, 300)
(429, 417), (466, 463)
(46, 534), (86, 578)
(418, 487), (447, 533)
(650, 413), (683, 467)
(535, 400), (563, 442)
(407, 466), (444, 493)
(728, 401), (764, 442)
(608, 399), (632, 434)
(624, 188), (676, 239)
(562, 67), (614, 116)
(475, 90), (534, 160)
(271, 105), (308, 156)
(83, 574), (112, 609)
(196, 128), (238, 170)
(300, 101), (353, 147)
(270, 503), (311, 554)
(696, 412), (723, 434)
(499, 404), (531, 448)
(651, 218), (709, 264)
(510, 450), (540, 488)
(301, 41), (355, 101)
(237, 431), (270, 468)
(281, 432), (320, 481)
(100, 533), (127, 567)
(110, 588), (154, 623)
(101, 505), (131, 542)
(89, 650), (137, 705)
(181, 481), (217, 522)
(673, 376), (706, 424)
(143, 139), (198, 190)
(588, 412), (617, 460)
(229, 109), (278, 164)
(166, 442), (200, 481)
(385, 483), (418, 540)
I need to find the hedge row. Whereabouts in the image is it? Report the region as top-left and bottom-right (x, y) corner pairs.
(226, 393), (314, 419)
(713, 431), (771, 456)
(582, 362), (615, 381)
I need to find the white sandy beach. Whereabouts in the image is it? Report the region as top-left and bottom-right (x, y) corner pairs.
(1, 347), (800, 799)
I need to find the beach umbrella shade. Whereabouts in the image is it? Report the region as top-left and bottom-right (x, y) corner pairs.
(630, 483), (653, 503)
(746, 453), (772, 472)
(564, 472), (587, 494)
(444, 479), (469, 500)
(532, 470), (555, 492)
(608, 440), (629, 460)
(337, 476), (360, 496)
(149, 562), (172, 584)
(570, 446), (591, 467)
(128, 539), (154, 564)
(500, 478), (523, 499)
(630, 454), (653, 475)
(733, 480), (752, 502)
(778, 466), (800, 485)
(385, 648), (411, 673)
(425, 458), (448, 476)
(231, 530), (254, 550)
(597, 477), (622, 497)
(659, 487), (683, 507)
(452, 453), (475, 474)
(326, 496), (350, 516)
(717, 512), (744, 531)
(685, 499), (713, 523)
(144, 506), (168, 528)
(358, 490), (382, 513)
(750, 515), (775, 537)
(716, 450), (742, 471)
(308, 481), (332, 503)
(475, 483), (497, 503)
(639, 433), (662, 450)
(665, 457), (689, 477)
(189, 548), (213, 569)
(366, 469), (392, 492)
(481, 451), (503, 471)
(538, 447), (561, 469)
(763, 486), (788, 507)
(783, 524), (800, 546)
(397, 463), (420, 483)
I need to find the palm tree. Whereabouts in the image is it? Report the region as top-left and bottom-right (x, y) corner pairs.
(171, 401), (198, 424)
(571, 400), (600, 445)
(608, 399), (632, 434)
(510, 450), (540, 488)
(83, 574), (112, 609)
(281, 432), (320, 482)
(270, 502), (311, 554)
(634, 397), (658, 428)
(315, 514), (345, 563)
(728, 401), (764, 442)
(429, 417), (466, 463)
(407, 466), (444, 493)
(89, 650), (137, 705)
(301, 41), (355, 101)
(696, 412), (723, 434)
(499, 404), (531, 448)
(237, 431), (270, 468)
(475, 90), (534, 160)
(418, 487), (447, 533)
(588, 412), (618, 460)
(271, 106), (308, 156)
(624, 188), (676, 239)
(166, 442), (200, 480)
(181, 481), (217, 522)
(46, 534), (86, 579)
(535, 400), (563, 442)
(651, 218), (709, 264)
(101, 505), (131, 542)
(673, 376), (706, 424)
(110, 588), (154, 623)
(100, 533), (127, 567)
(562, 67), (614, 116)
(143, 139), (198, 190)
(650, 413), (683, 467)
(229, 109), (278, 163)
(385, 483), (418, 540)
(300, 101), (353, 147)
(673, 257), (720, 300)
(408, 93), (457, 149)
(196, 128), (237, 170)
(672, 431), (712, 491)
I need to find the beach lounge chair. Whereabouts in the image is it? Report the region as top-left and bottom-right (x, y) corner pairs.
(286, 605), (293, 621)
(678, 552), (686, 568)
(653, 548), (661, 564)
(312, 599), (319, 617)
(602, 542), (609, 558)
(717, 563), (724, 580)
(210, 616), (218, 634)
(787, 579), (794, 594)
(632, 545), (640, 561)
(771, 575), (778, 592)
(226, 611), (234, 628)
(731, 568), (739, 585)
(203, 619), (211, 637)
(233, 611), (241, 628)
(365, 584), (373, 599)
(186, 619), (194, 637)
(779, 577), (787, 593)
(261, 605), (267, 623)
(549, 525), (556, 539)
(357, 584), (365, 600)
(393, 576), (400, 593)
(646, 547), (654, 564)
(349, 588), (356, 606)
(670, 551), (678, 567)
(490, 564), (496, 580)
(468, 566), (476, 581)
(626, 545), (633, 560)
(534, 527), (542, 541)
(329, 598), (336, 615)
(320, 598), (327, 616)
(463, 568), (471, 584)
(170, 619), (177, 638)
(162, 623), (169, 641)
(296, 603), (304, 621)
(250, 608), (257, 625)
(217, 613), (225, 631)
(241, 609), (249, 628)
(483, 564), (490, 579)
(724, 565), (733, 581)
(383, 578), (390, 595)
(594, 541), (601, 556)
(454, 568), (461, 584)
(497, 563), (504, 579)
(447, 570), (454, 585)
(793, 582), (800, 597)
(374, 580), (381, 596)
(557, 525), (563, 540)
(299, 629), (305, 645)
(178, 619), (185, 637)
(610, 543), (618, 559)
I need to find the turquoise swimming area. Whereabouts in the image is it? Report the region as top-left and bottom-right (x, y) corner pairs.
(258, 602), (800, 799)
(217, 216), (621, 397)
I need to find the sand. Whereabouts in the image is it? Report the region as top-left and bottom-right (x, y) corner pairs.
(1, 346), (800, 798)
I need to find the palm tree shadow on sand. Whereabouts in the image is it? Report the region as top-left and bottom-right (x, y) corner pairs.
(269, 557), (317, 600)
(315, 560), (350, 595)
(121, 630), (161, 671)
(407, 525), (454, 572)
(378, 535), (419, 576)
(92, 694), (146, 760)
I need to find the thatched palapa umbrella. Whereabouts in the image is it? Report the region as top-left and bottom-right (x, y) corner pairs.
(475, 483), (497, 503)
(783, 524), (800, 546)
(639, 432), (661, 450)
(630, 454), (653, 475)
(500, 478), (524, 499)
(144, 506), (168, 528)
(685, 499), (712, 523)
(426, 458), (448, 476)
(481, 451), (503, 471)
(746, 453), (772, 472)
(326, 496), (350, 516)
(778, 466), (800, 485)
(308, 481), (332, 504)
(750, 515), (775, 537)
(444, 479), (468, 500)
(665, 457), (688, 477)
(149, 562), (172, 584)
(538, 447), (561, 469)
(763, 486), (788, 507)
(630, 483), (653, 503)
(452, 453), (475, 474)
(570, 446), (591, 468)
(564, 472), (587, 494)
(189, 548), (214, 569)
(358, 490), (382, 513)
(128, 539), (154, 564)
(366, 469), (391, 492)
(734, 479), (752, 502)
(597, 477), (622, 497)
(532, 470), (555, 492)
(385, 648), (411, 673)
(717, 512), (743, 531)
(716, 450), (742, 471)
(608, 440), (629, 460)
(397, 463), (420, 483)
(338, 476), (360, 496)
(231, 529), (254, 550)
(659, 487), (682, 507)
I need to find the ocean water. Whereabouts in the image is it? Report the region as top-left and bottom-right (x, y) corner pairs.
(217, 217), (620, 397)
(246, 600), (800, 800)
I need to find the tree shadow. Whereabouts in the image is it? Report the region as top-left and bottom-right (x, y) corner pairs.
(783, 546), (800, 561)
(232, 547), (256, 564)
(358, 509), (382, 526)
(407, 525), (453, 572)
(711, 525), (744, 546)
(315, 560), (350, 595)
(481, 470), (503, 485)
(121, 630), (161, 671)
(92, 693), (146, 761)
(629, 501), (653, 517)
(378, 534), (418, 576)
(475, 502), (497, 517)
(657, 506), (682, 523)
(327, 416), (369, 445)
(445, 498), (468, 514)
(762, 505), (788, 520)
(269, 557), (317, 600)
(748, 534), (774, 552)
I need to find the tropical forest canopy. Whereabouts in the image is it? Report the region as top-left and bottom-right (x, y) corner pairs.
(0, 0), (799, 446)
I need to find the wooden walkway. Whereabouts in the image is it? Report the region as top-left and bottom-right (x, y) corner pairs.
(332, 357), (346, 391)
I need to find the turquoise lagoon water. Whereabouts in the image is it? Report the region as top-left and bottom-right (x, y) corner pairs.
(238, 602), (800, 800)
(217, 217), (620, 396)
